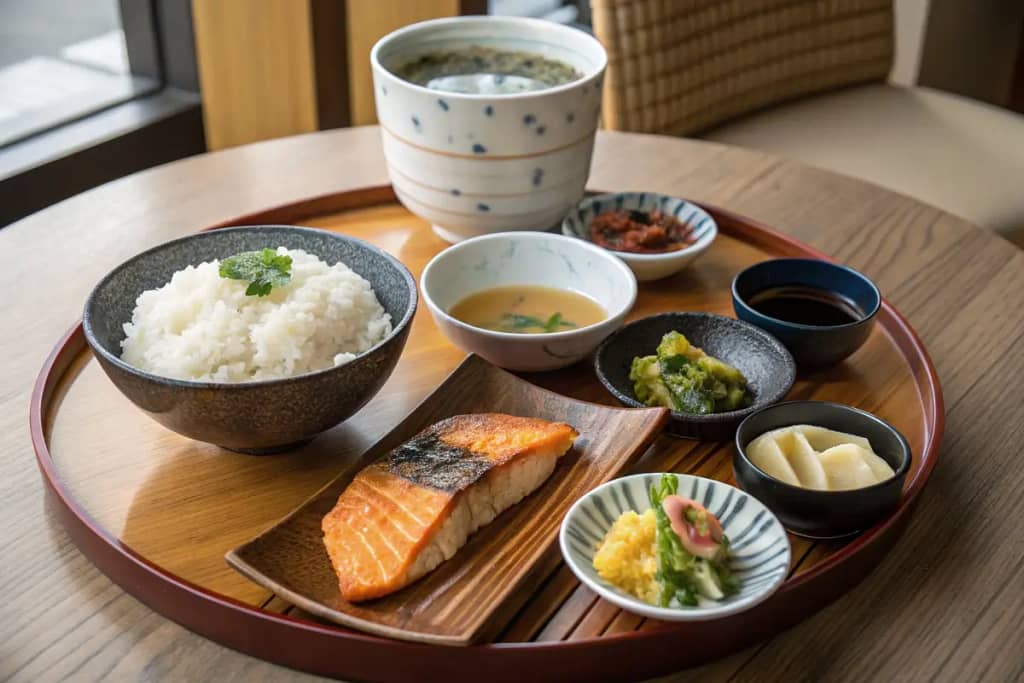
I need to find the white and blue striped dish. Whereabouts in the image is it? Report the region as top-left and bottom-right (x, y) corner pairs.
(559, 473), (789, 621)
(562, 192), (718, 281)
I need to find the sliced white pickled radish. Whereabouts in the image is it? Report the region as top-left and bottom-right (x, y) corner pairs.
(747, 433), (800, 486)
(862, 449), (897, 481)
(819, 444), (881, 490)
(788, 432), (830, 490)
(801, 424), (873, 452)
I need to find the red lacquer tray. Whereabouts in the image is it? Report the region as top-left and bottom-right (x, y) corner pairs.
(31, 186), (942, 682)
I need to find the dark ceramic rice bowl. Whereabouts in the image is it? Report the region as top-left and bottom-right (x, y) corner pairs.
(83, 226), (417, 453)
(594, 312), (795, 440)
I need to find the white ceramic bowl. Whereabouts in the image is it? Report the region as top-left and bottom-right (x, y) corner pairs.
(371, 17), (607, 243)
(560, 473), (790, 621)
(562, 192), (718, 281)
(420, 232), (636, 371)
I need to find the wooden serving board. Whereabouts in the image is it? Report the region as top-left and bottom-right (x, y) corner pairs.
(228, 356), (667, 645)
(31, 187), (943, 682)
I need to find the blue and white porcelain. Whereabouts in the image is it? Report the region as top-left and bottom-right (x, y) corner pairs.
(420, 231), (636, 371)
(371, 16), (607, 243)
(560, 473), (790, 621)
(563, 192), (718, 281)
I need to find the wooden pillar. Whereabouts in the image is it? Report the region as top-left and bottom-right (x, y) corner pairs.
(192, 0), (483, 150)
(345, 0), (462, 125)
(192, 0), (319, 150)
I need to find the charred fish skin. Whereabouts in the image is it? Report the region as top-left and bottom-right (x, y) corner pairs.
(386, 432), (492, 493)
(321, 414), (578, 603)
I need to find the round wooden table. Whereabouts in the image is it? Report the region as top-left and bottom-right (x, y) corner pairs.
(3, 127), (1022, 681)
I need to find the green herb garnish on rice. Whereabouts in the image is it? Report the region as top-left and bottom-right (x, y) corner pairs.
(219, 248), (292, 296)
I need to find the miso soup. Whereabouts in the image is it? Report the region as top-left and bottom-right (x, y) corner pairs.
(449, 285), (606, 334)
(393, 45), (581, 94)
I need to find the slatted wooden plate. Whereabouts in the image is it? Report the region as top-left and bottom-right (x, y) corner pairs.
(31, 186), (943, 682)
(228, 355), (668, 645)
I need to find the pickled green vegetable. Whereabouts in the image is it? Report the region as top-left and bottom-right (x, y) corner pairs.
(629, 331), (750, 414)
(648, 473), (739, 607)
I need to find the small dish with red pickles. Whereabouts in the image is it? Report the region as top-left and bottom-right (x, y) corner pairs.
(562, 191), (717, 281)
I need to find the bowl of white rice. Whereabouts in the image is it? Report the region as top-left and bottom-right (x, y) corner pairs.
(83, 226), (417, 453)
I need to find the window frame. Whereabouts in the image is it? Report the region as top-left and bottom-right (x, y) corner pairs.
(0, 0), (205, 227)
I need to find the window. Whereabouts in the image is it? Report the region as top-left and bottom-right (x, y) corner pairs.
(0, 0), (161, 147)
(0, 0), (204, 227)
(488, 0), (591, 28)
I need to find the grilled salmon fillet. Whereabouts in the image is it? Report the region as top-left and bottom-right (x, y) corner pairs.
(321, 413), (578, 602)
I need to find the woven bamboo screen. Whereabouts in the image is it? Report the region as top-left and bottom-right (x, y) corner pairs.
(591, 0), (894, 135)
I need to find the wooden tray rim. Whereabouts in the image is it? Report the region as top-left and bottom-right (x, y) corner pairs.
(30, 185), (945, 681)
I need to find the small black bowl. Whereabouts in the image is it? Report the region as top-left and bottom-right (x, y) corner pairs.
(83, 226), (417, 454)
(732, 258), (881, 368)
(734, 401), (911, 538)
(594, 312), (796, 440)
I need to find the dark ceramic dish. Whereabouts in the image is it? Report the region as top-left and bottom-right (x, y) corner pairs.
(593, 312), (796, 440)
(734, 401), (911, 538)
(83, 226), (417, 454)
(731, 258), (881, 368)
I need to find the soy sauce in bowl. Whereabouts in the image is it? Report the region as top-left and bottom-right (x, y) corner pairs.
(731, 259), (882, 368)
(746, 285), (864, 327)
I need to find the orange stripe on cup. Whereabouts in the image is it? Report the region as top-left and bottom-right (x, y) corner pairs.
(380, 123), (598, 161)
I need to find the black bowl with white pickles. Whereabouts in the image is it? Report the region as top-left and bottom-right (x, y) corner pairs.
(734, 401), (911, 538)
(83, 226), (417, 453)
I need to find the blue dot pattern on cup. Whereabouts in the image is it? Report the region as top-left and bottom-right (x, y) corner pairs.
(371, 43), (607, 242)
